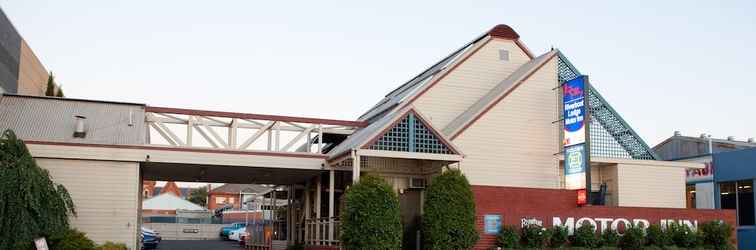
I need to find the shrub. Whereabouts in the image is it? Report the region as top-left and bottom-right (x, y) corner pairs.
(47, 228), (96, 250)
(496, 225), (519, 248)
(618, 225), (644, 249)
(667, 222), (698, 248)
(550, 225), (569, 248)
(600, 228), (620, 247)
(286, 243), (305, 250)
(422, 169), (479, 249)
(0, 130), (76, 250)
(645, 224), (671, 247)
(699, 220), (734, 250)
(521, 224), (550, 248)
(96, 242), (127, 250)
(572, 223), (597, 248)
(340, 175), (402, 250)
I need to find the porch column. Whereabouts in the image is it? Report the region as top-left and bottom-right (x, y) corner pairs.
(287, 186), (293, 245)
(304, 181), (310, 244)
(315, 175), (322, 244)
(351, 149), (360, 182)
(328, 169), (335, 244)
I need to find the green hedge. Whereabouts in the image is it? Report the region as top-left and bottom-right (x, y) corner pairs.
(340, 175), (402, 250)
(423, 169), (479, 250)
(491, 221), (733, 250)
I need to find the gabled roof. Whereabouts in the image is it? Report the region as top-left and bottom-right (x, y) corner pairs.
(328, 106), (462, 161)
(358, 25), (531, 123)
(142, 193), (206, 211)
(442, 50), (559, 139)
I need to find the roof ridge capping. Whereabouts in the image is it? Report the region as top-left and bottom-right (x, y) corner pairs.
(488, 24), (520, 40)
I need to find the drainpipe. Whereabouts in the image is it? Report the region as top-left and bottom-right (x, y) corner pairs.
(708, 134), (713, 154)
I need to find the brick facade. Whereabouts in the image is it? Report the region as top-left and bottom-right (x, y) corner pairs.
(472, 185), (736, 249)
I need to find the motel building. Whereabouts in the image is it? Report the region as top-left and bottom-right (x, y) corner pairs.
(0, 25), (736, 249)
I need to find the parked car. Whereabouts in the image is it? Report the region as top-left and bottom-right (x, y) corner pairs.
(220, 222), (247, 239)
(141, 227), (161, 249)
(228, 227), (249, 242)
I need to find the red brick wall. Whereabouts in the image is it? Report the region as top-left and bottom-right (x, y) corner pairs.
(473, 185), (736, 249)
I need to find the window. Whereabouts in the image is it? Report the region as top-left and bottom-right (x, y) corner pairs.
(499, 49), (510, 62)
(720, 180), (755, 226)
(686, 184), (696, 209)
(216, 197), (227, 204)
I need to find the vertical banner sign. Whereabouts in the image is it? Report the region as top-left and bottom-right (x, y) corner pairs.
(563, 76), (590, 191)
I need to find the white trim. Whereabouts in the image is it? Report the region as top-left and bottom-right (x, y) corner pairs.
(358, 149), (462, 162)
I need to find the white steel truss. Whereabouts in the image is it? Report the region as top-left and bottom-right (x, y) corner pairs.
(144, 108), (364, 154)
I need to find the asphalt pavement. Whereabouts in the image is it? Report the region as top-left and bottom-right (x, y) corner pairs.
(155, 240), (243, 250)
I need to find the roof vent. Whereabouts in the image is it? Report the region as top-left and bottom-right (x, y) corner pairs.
(73, 115), (87, 138)
(700, 133), (708, 139)
(674, 131), (681, 136)
(727, 136), (735, 141)
(748, 138), (755, 143)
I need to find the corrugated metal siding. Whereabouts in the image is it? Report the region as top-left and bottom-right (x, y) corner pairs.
(616, 163), (685, 208)
(414, 39), (531, 130)
(36, 158), (140, 249)
(0, 95), (146, 144)
(452, 58), (559, 188)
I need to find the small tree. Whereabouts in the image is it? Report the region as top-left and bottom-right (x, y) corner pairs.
(56, 86), (64, 97)
(423, 169), (479, 250)
(340, 175), (402, 250)
(187, 187), (208, 207)
(45, 72), (56, 96)
(0, 129), (76, 250)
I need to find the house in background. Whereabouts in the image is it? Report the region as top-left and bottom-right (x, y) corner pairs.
(653, 132), (756, 209)
(208, 184), (271, 210)
(142, 181), (191, 199)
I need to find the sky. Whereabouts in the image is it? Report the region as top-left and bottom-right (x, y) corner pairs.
(3, 1), (755, 152)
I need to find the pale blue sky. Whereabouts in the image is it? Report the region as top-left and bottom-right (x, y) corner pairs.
(3, 0), (755, 146)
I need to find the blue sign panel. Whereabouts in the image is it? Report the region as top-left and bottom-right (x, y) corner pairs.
(484, 214), (502, 234)
(563, 76), (586, 147)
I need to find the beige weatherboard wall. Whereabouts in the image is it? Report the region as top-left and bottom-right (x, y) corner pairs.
(35, 158), (140, 250)
(579, 157), (701, 209)
(413, 38), (532, 129)
(410, 40), (559, 188)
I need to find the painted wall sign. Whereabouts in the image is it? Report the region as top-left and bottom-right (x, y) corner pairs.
(552, 216), (698, 235)
(563, 76), (587, 147)
(34, 238), (49, 250)
(484, 214), (502, 234)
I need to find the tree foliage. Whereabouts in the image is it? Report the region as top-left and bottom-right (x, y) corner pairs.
(423, 169), (479, 250)
(340, 175), (402, 250)
(187, 187), (208, 207)
(45, 72), (56, 96)
(55, 86), (64, 97)
(0, 129), (76, 250)
(47, 228), (96, 250)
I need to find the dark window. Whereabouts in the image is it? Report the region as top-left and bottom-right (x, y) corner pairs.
(719, 180), (755, 226)
(738, 180), (754, 226)
(720, 182), (736, 209)
(686, 184), (696, 209)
